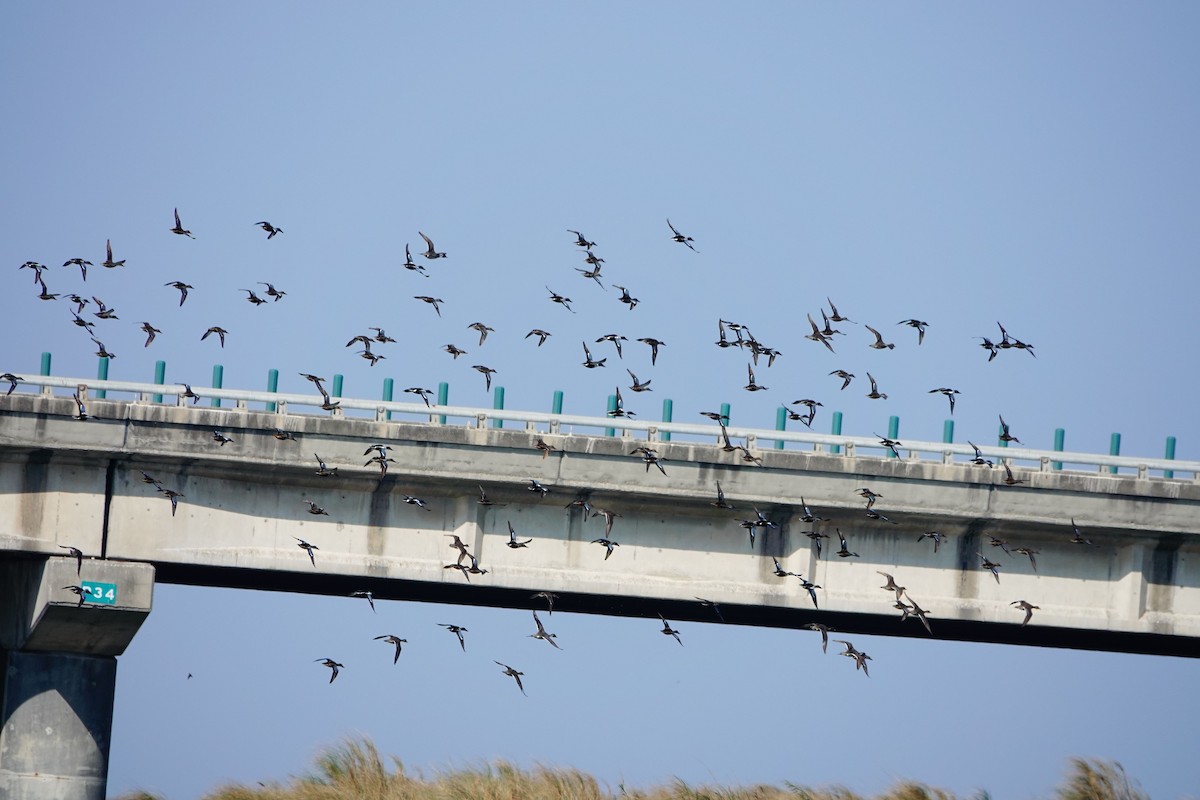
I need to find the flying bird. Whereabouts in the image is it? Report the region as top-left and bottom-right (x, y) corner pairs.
(929, 387), (960, 415)
(525, 329), (551, 346)
(469, 322), (494, 346)
(865, 325), (895, 350)
(591, 537), (620, 560)
(256, 221), (283, 238)
(472, 365), (497, 390)
(418, 231), (446, 259)
(659, 614), (683, 645)
(140, 322), (161, 347)
(59, 545), (84, 575)
(547, 286), (575, 313)
(998, 415), (1021, 444)
(865, 372), (888, 400)
(530, 610), (561, 649)
(63, 257), (92, 281)
(201, 327), (228, 348)
(495, 661), (527, 695)
(439, 623), (468, 651)
(295, 537), (319, 565)
(829, 369), (854, 390)
(315, 658), (343, 683)
(165, 281), (193, 306)
(170, 208), (194, 238)
(1011, 600), (1039, 627)
(414, 296), (444, 316)
(374, 635), (407, 664)
(350, 591), (376, 613)
(506, 521), (532, 549)
(898, 319), (928, 344)
(157, 487), (185, 516)
(667, 219), (697, 252)
(613, 284), (639, 310)
(101, 239), (125, 269)
(568, 229), (596, 248)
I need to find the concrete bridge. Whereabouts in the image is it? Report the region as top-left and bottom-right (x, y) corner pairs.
(1, 376), (1198, 798)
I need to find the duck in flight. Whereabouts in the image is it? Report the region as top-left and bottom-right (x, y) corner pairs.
(419, 231), (446, 259)
(667, 219), (697, 252)
(170, 208), (194, 238)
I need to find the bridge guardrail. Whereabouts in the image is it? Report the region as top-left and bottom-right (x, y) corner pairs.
(5, 375), (1195, 482)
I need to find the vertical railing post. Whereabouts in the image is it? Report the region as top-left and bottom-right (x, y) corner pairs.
(942, 419), (954, 444)
(437, 382), (449, 425)
(95, 357), (110, 399)
(552, 390), (563, 415)
(830, 411), (843, 454)
(152, 360), (166, 403)
(887, 415), (900, 458)
(332, 374), (343, 399)
(1108, 433), (1121, 475)
(720, 403), (731, 427)
(774, 406), (787, 450)
(998, 419), (1009, 448)
(1164, 436), (1177, 479)
(605, 394), (617, 437)
(266, 368), (279, 412)
(210, 364), (224, 407)
(661, 398), (673, 442)
(381, 378), (393, 421)
(1052, 428), (1065, 471)
(40, 352), (52, 376)
(492, 386), (505, 429)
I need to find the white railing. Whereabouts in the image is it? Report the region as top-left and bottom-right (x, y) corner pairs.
(5, 375), (1196, 481)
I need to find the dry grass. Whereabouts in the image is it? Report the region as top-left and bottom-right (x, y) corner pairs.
(109, 738), (1143, 800)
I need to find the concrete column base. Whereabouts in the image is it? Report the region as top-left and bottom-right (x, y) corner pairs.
(0, 650), (116, 800)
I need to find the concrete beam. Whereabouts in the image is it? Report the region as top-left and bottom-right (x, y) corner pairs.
(0, 558), (154, 655)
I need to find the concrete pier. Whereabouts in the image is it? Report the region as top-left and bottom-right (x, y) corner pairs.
(0, 558), (153, 800)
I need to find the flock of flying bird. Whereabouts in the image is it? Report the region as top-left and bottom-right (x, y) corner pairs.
(11, 209), (1068, 688)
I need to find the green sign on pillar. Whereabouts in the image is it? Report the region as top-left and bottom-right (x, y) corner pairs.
(81, 581), (118, 605)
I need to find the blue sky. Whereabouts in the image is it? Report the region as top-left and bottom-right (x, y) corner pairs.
(2, 3), (1198, 798)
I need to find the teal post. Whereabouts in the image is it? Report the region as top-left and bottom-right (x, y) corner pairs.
(95, 357), (110, 399)
(493, 386), (505, 429)
(381, 378), (393, 421)
(661, 398), (673, 442)
(153, 360), (166, 404)
(332, 374), (343, 398)
(831, 411), (843, 454)
(887, 415), (900, 457)
(1108, 433), (1121, 475)
(605, 394), (617, 437)
(998, 419), (1009, 448)
(720, 402), (731, 427)
(1164, 436), (1177, 479)
(774, 406), (787, 450)
(210, 364), (224, 407)
(40, 352), (51, 376)
(552, 390), (563, 415)
(437, 381), (449, 425)
(942, 419), (954, 444)
(266, 368), (279, 412)
(1052, 428), (1065, 471)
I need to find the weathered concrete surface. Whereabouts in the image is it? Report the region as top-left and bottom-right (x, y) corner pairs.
(0, 650), (116, 800)
(1, 393), (1198, 655)
(0, 558), (154, 655)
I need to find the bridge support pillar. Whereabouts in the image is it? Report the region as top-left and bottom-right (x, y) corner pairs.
(0, 557), (154, 800)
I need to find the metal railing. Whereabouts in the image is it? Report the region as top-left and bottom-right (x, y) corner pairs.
(4, 374), (1196, 481)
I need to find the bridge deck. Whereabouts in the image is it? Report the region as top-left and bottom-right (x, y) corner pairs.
(2, 382), (1198, 657)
